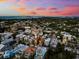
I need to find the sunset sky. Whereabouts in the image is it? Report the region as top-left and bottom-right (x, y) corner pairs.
(0, 0), (79, 16)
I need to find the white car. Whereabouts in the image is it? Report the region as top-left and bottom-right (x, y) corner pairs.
(44, 38), (51, 46)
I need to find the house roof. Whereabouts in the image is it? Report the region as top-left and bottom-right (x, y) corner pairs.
(0, 44), (5, 50)
(1, 38), (14, 44)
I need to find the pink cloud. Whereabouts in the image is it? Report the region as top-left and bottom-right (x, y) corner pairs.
(47, 7), (57, 10)
(36, 7), (46, 10)
(30, 11), (37, 14)
(35, 7), (58, 11)
(18, 0), (31, 3)
(13, 4), (79, 16)
(17, 0), (32, 7)
(34, 6), (79, 16)
(60, 6), (79, 15)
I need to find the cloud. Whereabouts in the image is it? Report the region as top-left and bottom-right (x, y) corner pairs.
(11, 6), (27, 15)
(8, 0), (16, 2)
(12, 6), (37, 16)
(35, 7), (58, 11)
(47, 7), (57, 10)
(30, 11), (37, 14)
(0, 0), (7, 3)
(59, 6), (79, 16)
(11, 0), (79, 16)
(34, 6), (79, 16)
(36, 7), (46, 10)
(17, 0), (31, 5)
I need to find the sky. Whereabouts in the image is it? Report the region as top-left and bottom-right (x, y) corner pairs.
(0, 0), (79, 16)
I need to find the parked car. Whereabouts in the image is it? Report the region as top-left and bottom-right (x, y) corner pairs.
(3, 50), (15, 59)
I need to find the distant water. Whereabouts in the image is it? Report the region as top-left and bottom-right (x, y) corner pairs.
(0, 16), (44, 20)
(0, 16), (79, 20)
